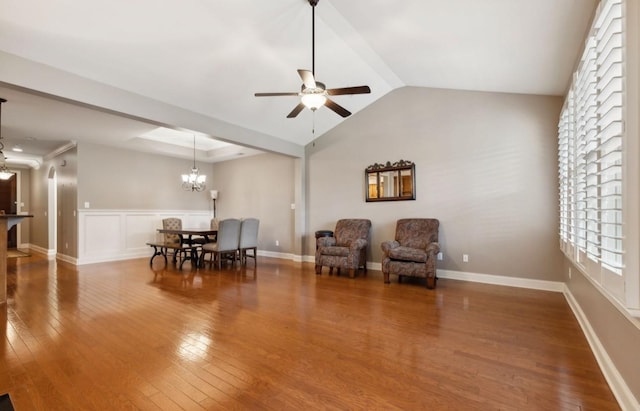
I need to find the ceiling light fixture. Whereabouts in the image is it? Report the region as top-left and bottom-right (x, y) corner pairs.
(0, 98), (15, 181)
(181, 134), (206, 192)
(301, 86), (327, 111)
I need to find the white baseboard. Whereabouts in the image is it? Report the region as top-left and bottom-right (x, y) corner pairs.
(258, 250), (296, 261)
(367, 261), (382, 271)
(436, 269), (565, 292)
(25, 243), (56, 259)
(57, 253), (78, 265)
(301, 260), (564, 292)
(77, 248), (151, 265)
(564, 287), (639, 411)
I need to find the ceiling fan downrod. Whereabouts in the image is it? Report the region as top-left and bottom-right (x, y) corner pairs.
(310, 0), (318, 76)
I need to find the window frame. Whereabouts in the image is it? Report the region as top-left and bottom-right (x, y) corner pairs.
(558, 0), (640, 314)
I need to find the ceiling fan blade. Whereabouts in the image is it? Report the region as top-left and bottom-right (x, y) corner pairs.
(325, 98), (351, 118)
(326, 85), (371, 96)
(255, 92), (299, 97)
(286, 103), (306, 118)
(297, 69), (316, 89)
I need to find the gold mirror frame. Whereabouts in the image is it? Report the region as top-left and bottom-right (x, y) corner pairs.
(365, 160), (416, 202)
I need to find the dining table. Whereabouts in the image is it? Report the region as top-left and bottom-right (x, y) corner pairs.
(156, 227), (217, 268)
(157, 227), (217, 245)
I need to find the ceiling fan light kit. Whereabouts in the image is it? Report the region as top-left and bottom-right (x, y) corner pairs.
(301, 90), (327, 111)
(254, 0), (370, 118)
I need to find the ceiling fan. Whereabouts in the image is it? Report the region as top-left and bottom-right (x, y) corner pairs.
(254, 0), (371, 118)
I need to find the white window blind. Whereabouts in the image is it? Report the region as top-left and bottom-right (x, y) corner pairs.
(558, 0), (624, 297)
(558, 107), (570, 244)
(595, 0), (624, 273)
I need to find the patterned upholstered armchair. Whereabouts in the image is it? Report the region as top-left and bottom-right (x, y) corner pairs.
(315, 219), (371, 278)
(381, 219), (440, 289)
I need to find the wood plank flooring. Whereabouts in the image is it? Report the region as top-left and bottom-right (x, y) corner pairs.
(0, 254), (620, 410)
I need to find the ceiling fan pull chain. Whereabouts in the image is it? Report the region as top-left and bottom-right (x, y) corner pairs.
(312, 99), (318, 146)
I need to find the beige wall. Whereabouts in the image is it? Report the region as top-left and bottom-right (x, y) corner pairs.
(306, 86), (564, 281)
(211, 153), (296, 254)
(28, 147), (78, 257)
(29, 160), (49, 249)
(77, 142), (212, 210)
(57, 149), (78, 258)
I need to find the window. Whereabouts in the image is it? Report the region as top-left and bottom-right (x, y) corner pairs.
(558, 0), (628, 305)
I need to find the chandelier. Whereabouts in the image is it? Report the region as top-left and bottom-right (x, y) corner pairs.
(0, 98), (15, 181)
(181, 134), (206, 191)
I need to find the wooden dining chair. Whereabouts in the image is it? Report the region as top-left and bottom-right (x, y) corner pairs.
(162, 217), (182, 263)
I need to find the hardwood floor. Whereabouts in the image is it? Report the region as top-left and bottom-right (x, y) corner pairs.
(1, 254), (620, 410)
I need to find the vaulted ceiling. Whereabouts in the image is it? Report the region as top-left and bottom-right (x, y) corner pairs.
(0, 0), (598, 166)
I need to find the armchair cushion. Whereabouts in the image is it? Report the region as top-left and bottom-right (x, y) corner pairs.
(388, 246), (428, 263)
(321, 246), (350, 257)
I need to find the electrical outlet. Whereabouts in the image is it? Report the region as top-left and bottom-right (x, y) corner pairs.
(275, 240), (279, 246)
(463, 254), (469, 263)
(437, 252), (443, 261)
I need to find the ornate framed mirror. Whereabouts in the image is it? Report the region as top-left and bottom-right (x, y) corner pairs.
(365, 160), (415, 202)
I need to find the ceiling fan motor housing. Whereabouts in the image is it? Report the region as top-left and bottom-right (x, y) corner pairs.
(301, 81), (326, 94)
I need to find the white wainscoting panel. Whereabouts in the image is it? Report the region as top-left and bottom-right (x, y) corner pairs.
(126, 213), (161, 250)
(84, 213), (121, 256)
(78, 209), (211, 265)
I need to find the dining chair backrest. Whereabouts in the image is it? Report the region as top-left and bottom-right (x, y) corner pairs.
(162, 218), (182, 244)
(239, 218), (259, 249)
(216, 218), (241, 252)
(210, 218), (220, 230)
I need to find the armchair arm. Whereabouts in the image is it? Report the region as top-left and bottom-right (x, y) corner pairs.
(381, 240), (400, 256)
(351, 239), (368, 251)
(317, 236), (336, 248)
(426, 242), (440, 254)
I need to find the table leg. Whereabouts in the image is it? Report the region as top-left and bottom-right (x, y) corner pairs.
(149, 245), (168, 266)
